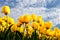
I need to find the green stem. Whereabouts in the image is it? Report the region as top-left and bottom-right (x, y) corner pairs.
(13, 32), (16, 40)
(34, 30), (36, 40)
(23, 23), (25, 40)
(23, 36), (24, 40)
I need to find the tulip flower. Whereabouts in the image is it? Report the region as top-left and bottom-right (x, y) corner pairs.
(27, 26), (34, 37)
(44, 21), (52, 29)
(0, 26), (5, 32)
(38, 20), (44, 27)
(31, 13), (37, 21)
(7, 18), (15, 25)
(23, 14), (32, 23)
(46, 29), (53, 36)
(54, 27), (60, 33)
(39, 27), (46, 34)
(11, 23), (17, 32)
(17, 25), (24, 33)
(1, 6), (10, 15)
(31, 22), (39, 30)
(18, 16), (24, 23)
(36, 16), (42, 22)
(16, 22), (22, 27)
(18, 14), (32, 23)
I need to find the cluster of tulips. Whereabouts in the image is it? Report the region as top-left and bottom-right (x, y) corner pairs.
(0, 6), (60, 40)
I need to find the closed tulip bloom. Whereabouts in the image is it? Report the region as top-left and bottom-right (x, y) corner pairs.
(36, 25), (41, 30)
(44, 21), (52, 29)
(0, 26), (5, 32)
(17, 25), (24, 33)
(31, 14), (37, 21)
(52, 31), (57, 37)
(3, 16), (10, 22)
(57, 32), (60, 37)
(26, 23), (31, 30)
(36, 16), (42, 22)
(54, 27), (60, 33)
(31, 22), (39, 29)
(18, 14), (31, 23)
(2, 21), (6, 26)
(28, 27), (34, 36)
(28, 26), (33, 31)
(7, 18), (15, 25)
(23, 14), (32, 23)
(0, 18), (3, 24)
(39, 34), (42, 38)
(11, 23), (17, 32)
(16, 22), (22, 27)
(39, 27), (46, 34)
(38, 20), (44, 27)
(46, 29), (53, 36)
(18, 16), (24, 23)
(2, 6), (10, 15)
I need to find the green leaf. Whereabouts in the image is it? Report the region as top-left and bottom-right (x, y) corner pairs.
(3, 24), (13, 40)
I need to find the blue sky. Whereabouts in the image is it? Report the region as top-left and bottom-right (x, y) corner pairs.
(0, 0), (60, 8)
(0, 0), (60, 28)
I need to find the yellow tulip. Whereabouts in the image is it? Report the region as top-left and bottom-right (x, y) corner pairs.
(54, 27), (59, 33)
(39, 34), (42, 38)
(26, 24), (34, 37)
(28, 31), (33, 36)
(3, 16), (10, 22)
(39, 27), (46, 34)
(31, 22), (39, 29)
(18, 14), (31, 23)
(51, 30), (58, 37)
(0, 26), (5, 32)
(2, 6), (10, 15)
(26, 23), (31, 30)
(0, 18), (3, 24)
(18, 16), (24, 23)
(36, 30), (39, 35)
(24, 14), (32, 23)
(3, 16), (14, 25)
(53, 32), (57, 37)
(28, 27), (34, 36)
(17, 25), (24, 33)
(19, 26), (24, 33)
(28, 26), (33, 31)
(46, 36), (50, 39)
(2, 21), (6, 26)
(31, 13), (37, 21)
(37, 25), (40, 30)
(52, 27), (60, 37)
(0, 19), (6, 26)
(11, 23), (17, 32)
(36, 30), (42, 38)
(7, 18), (15, 25)
(36, 16), (42, 22)
(26, 25), (34, 35)
(44, 21), (52, 29)
(38, 20), (44, 27)
(16, 22), (22, 27)
(57, 32), (60, 37)
(46, 29), (53, 36)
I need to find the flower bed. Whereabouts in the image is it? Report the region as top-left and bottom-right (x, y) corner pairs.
(0, 6), (60, 40)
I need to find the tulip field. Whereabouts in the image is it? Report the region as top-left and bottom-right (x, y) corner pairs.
(0, 6), (60, 40)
